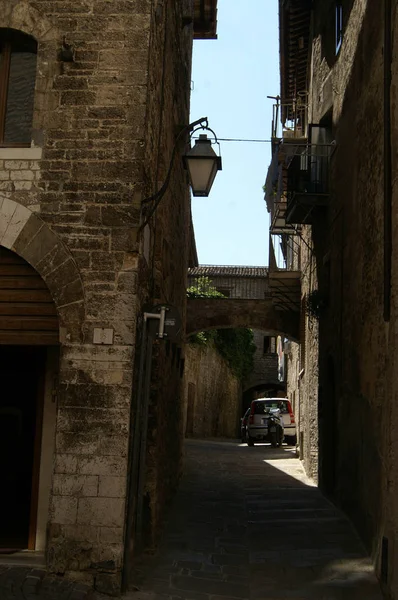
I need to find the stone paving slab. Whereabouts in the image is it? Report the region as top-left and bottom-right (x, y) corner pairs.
(126, 439), (384, 600)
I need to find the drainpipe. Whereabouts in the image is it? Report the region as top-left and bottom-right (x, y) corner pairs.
(384, 0), (392, 322)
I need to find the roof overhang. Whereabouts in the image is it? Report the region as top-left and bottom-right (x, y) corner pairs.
(193, 0), (218, 39)
(279, 0), (311, 102)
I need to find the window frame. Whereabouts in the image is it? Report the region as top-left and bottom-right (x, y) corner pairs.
(0, 30), (38, 148)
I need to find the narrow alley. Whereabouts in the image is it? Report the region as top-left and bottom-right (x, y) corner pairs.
(128, 439), (383, 600)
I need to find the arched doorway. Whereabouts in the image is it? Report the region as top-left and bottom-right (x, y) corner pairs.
(0, 247), (59, 551)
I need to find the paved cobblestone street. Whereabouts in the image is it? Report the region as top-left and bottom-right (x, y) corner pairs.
(0, 439), (384, 599)
(126, 439), (383, 600)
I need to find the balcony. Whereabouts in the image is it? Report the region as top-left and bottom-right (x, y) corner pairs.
(285, 144), (333, 225)
(267, 229), (301, 314)
(271, 98), (308, 144)
(265, 98), (309, 235)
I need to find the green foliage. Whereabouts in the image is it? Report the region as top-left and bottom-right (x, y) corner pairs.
(188, 330), (216, 346)
(214, 328), (256, 381)
(187, 277), (256, 380)
(187, 276), (224, 298)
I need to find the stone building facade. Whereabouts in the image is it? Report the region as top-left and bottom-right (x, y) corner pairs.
(266, 0), (398, 595)
(0, 0), (217, 595)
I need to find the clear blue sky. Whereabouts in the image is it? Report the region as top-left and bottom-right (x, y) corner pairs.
(190, 1), (279, 267)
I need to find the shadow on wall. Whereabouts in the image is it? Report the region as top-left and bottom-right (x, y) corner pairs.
(183, 343), (241, 439)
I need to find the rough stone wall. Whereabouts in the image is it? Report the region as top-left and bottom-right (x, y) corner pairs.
(285, 233), (319, 480)
(294, 0), (393, 586)
(285, 342), (300, 415)
(183, 343), (241, 439)
(136, 0), (193, 552)
(297, 231), (319, 481)
(0, 0), (194, 594)
(387, 5), (398, 597)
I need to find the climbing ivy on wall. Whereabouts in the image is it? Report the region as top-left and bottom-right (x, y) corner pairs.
(187, 277), (256, 381)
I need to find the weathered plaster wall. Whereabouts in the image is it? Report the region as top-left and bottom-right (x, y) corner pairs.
(183, 343), (241, 440)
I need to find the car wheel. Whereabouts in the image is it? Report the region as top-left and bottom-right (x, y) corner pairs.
(285, 435), (297, 446)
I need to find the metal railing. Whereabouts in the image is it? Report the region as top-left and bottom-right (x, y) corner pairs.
(270, 233), (301, 271)
(270, 98), (308, 140)
(286, 144), (333, 196)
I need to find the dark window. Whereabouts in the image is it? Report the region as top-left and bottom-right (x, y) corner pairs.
(335, 3), (343, 54)
(216, 287), (230, 297)
(263, 336), (276, 354)
(0, 29), (37, 146)
(253, 402), (268, 415)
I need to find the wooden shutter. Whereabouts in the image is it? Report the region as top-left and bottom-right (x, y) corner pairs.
(0, 247), (58, 345)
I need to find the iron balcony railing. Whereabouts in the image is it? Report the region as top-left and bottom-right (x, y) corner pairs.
(285, 143), (334, 224)
(271, 99), (308, 140)
(287, 144), (332, 196)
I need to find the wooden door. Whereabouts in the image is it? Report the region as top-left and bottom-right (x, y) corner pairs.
(0, 247), (58, 345)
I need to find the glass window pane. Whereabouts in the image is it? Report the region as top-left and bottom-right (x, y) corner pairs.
(4, 50), (37, 144)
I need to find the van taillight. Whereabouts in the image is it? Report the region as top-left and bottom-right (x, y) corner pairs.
(249, 415), (254, 424)
(290, 412), (295, 424)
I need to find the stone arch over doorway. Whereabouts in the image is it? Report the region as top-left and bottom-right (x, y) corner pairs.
(0, 1), (58, 41)
(0, 199), (85, 341)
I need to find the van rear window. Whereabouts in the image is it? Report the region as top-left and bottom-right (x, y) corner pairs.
(252, 402), (269, 415)
(265, 400), (288, 413)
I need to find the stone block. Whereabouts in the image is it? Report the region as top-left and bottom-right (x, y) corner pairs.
(13, 181), (33, 191)
(99, 434), (129, 457)
(54, 454), (78, 474)
(52, 278), (85, 308)
(56, 432), (100, 455)
(97, 542), (124, 568)
(77, 497), (125, 527)
(4, 160), (29, 169)
(77, 455), (126, 477)
(0, 201), (31, 249)
(20, 222), (59, 265)
(60, 91), (96, 105)
(98, 476), (126, 498)
(99, 527), (124, 544)
(53, 474), (99, 497)
(62, 524), (100, 543)
(50, 496), (78, 525)
(95, 571), (122, 597)
(10, 169), (34, 180)
(57, 406), (129, 436)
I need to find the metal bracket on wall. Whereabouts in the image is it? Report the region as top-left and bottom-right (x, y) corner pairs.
(144, 306), (167, 339)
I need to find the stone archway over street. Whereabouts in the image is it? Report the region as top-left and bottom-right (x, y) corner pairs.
(186, 297), (300, 341)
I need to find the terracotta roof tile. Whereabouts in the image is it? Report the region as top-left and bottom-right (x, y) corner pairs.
(188, 265), (268, 278)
